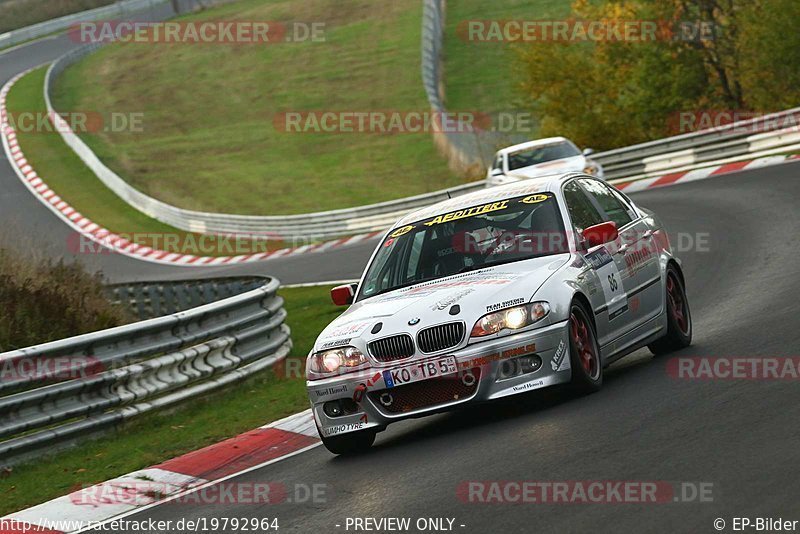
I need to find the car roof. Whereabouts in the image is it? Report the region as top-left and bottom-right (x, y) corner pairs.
(393, 172), (584, 227)
(497, 137), (571, 155)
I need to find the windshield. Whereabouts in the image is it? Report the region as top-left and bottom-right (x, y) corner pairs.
(358, 193), (568, 300)
(507, 141), (580, 171)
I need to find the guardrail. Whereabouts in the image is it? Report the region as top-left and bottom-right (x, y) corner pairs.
(0, 0), (176, 50)
(40, 0), (800, 244)
(0, 276), (291, 466)
(590, 109), (800, 181)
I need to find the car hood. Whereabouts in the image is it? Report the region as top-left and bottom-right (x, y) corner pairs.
(314, 254), (569, 352)
(507, 155), (586, 179)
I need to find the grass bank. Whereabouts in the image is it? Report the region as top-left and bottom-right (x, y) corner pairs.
(0, 284), (339, 516)
(6, 67), (287, 255)
(53, 0), (463, 216)
(443, 0), (573, 114)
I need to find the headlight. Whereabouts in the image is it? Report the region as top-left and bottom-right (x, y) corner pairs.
(308, 346), (368, 375)
(470, 302), (551, 337)
(583, 165), (599, 175)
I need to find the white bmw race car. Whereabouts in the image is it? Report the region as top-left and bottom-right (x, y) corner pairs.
(487, 137), (604, 186)
(307, 172), (692, 454)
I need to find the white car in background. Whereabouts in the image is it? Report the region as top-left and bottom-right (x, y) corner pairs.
(487, 137), (604, 186)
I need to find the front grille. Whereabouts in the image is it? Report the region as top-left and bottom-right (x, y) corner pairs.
(368, 334), (415, 362)
(368, 368), (481, 414)
(417, 322), (465, 353)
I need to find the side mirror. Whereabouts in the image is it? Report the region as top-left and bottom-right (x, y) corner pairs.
(490, 168), (503, 176)
(331, 283), (357, 306)
(582, 221), (618, 248)
(582, 147), (595, 157)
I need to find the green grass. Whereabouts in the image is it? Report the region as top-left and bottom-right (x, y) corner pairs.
(6, 67), (286, 255)
(0, 285), (341, 516)
(443, 0), (575, 114)
(53, 0), (464, 216)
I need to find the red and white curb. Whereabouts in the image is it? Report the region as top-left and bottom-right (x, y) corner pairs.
(0, 410), (319, 534)
(612, 154), (800, 193)
(0, 71), (382, 267)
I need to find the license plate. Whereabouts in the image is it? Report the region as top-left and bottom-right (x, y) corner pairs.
(383, 356), (457, 388)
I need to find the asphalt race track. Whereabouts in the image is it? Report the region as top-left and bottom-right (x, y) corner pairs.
(3, 24), (800, 534)
(87, 162), (800, 533)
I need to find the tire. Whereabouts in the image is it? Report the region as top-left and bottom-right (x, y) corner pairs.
(568, 300), (603, 394)
(320, 428), (376, 455)
(648, 264), (692, 355)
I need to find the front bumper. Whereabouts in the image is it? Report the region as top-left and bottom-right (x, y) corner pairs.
(307, 320), (571, 439)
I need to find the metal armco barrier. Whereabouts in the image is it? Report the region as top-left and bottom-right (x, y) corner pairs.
(0, 276), (291, 466)
(0, 0), (179, 50)
(108, 277), (267, 319)
(42, 0), (800, 242)
(590, 110), (800, 181)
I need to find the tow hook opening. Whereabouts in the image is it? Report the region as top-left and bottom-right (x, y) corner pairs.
(461, 370), (477, 387)
(379, 392), (394, 407)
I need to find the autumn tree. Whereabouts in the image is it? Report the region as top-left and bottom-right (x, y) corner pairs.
(515, 0), (800, 149)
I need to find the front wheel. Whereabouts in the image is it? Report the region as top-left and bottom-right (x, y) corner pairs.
(568, 301), (603, 394)
(320, 429), (376, 455)
(648, 265), (692, 355)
